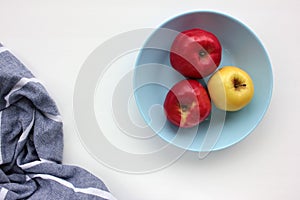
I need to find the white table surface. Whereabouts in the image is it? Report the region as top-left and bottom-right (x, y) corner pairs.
(1, 1), (300, 199)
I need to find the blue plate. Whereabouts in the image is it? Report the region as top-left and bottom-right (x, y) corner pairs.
(134, 11), (273, 152)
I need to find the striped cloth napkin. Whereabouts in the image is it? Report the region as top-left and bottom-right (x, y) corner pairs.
(0, 43), (116, 200)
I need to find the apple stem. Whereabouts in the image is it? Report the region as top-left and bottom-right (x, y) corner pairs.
(234, 83), (247, 88)
(199, 50), (207, 57)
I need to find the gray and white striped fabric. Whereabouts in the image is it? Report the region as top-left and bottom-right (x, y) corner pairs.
(0, 44), (116, 200)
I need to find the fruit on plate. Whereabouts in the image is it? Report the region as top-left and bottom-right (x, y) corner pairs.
(207, 66), (254, 111)
(163, 79), (211, 128)
(170, 28), (222, 79)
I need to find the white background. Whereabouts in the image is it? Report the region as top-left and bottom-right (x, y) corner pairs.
(1, 0), (300, 199)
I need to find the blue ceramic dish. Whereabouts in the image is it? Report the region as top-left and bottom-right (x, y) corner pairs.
(134, 11), (273, 152)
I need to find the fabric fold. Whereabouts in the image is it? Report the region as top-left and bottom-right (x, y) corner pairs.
(0, 44), (116, 200)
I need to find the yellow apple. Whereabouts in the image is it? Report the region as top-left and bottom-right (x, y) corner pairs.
(207, 66), (254, 111)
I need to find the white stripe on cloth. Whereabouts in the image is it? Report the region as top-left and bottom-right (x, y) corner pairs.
(18, 158), (56, 170)
(0, 111), (2, 164)
(0, 187), (9, 200)
(4, 77), (62, 123)
(18, 111), (35, 143)
(0, 46), (9, 54)
(4, 77), (41, 107)
(31, 174), (117, 200)
(44, 113), (62, 123)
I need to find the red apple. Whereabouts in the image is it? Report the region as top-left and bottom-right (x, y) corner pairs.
(163, 79), (211, 128)
(170, 28), (222, 78)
